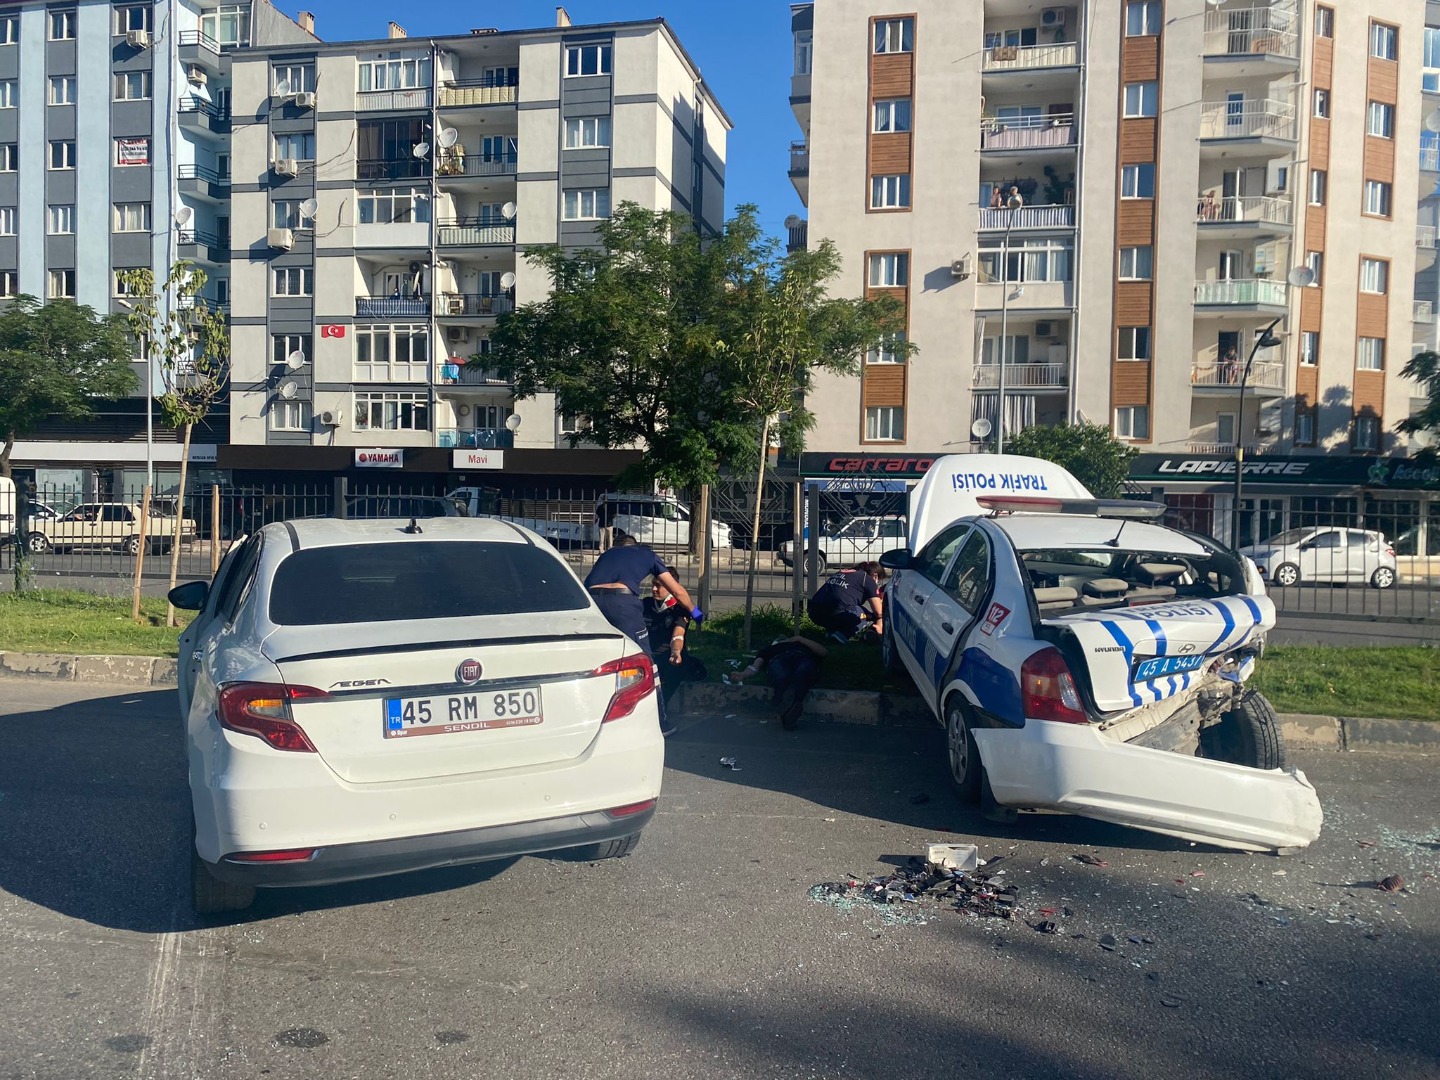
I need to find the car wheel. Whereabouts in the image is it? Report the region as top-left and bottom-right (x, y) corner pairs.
(881, 615), (906, 675)
(1272, 562), (1300, 587)
(26, 532), (51, 554)
(567, 831), (642, 862)
(944, 697), (983, 803)
(1199, 690), (1286, 771)
(190, 845), (256, 915)
(122, 536), (141, 557)
(802, 553), (826, 578)
(1370, 566), (1396, 590)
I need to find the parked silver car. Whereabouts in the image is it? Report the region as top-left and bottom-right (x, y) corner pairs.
(1239, 527), (1398, 589)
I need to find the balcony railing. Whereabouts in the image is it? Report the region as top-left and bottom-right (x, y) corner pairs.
(787, 220), (808, 253)
(1423, 147), (1440, 172)
(980, 115), (1076, 151)
(1195, 194), (1292, 226)
(789, 141), (809, 176)
(176, 96), (230, 126)
(355, 87), (433, 111)
(436, 427), (515, 449)
(1191, 360), (1285, 390)
(436, 151), (518, 178)
(981, 41), (1079, 72)
(177, 164), (228, 186)
(176, 228), (222, 251)
(439, 362), (505, 385)
(1198, 99), (1297, 141)
(438, 81), (519, 108)
(971, 362), (1068, 389)
(435, 221), (516, 247)
(177, 29), (220, 54)
(1416, 301), (1435, 324)
(1194, 279), (1288, 307)
(357, 157), (431, 181)
(1418, 225), (1437, 248)
(356, 295), (430, 318)
(978, 204), (1074, 230)
(438, 293), (513, 317)
(1202, 5), (1300, 60)
(1189, 442), (1273, 455)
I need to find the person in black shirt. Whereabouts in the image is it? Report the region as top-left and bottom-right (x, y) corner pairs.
(642, 566), (707, 735)
(807, 562), (887, 643)
(584, 533), (701, 653)
(725, 636), (829, 730)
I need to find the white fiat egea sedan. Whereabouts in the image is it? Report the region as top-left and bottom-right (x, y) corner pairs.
(169, 517), (663, 914)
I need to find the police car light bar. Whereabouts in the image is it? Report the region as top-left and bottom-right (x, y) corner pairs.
(975, 496), (1168, 520)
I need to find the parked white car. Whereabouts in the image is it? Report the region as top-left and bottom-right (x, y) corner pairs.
(596, 492), (732, 549)
(879, 454), (1322, 854)
(1239, 527), (1398, 589)
(170, 517), (663, 913)
(778, 514), (908, 574)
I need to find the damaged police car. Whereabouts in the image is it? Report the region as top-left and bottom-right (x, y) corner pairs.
(880, 455), (1322, 854)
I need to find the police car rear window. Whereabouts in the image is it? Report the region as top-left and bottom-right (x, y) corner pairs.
(268, 541), (589, 625)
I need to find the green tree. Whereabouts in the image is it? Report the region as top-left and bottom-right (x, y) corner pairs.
(1004, 422), (1138, 498)
(1396, 351), (1440, 460)
(0, 296), (136, 478)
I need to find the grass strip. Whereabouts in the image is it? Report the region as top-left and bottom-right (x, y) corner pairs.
(0, 589), (193, 657)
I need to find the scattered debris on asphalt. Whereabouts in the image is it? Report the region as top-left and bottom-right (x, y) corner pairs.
(1378, 874), (1406, 893)
(1073, 853), (1110, 868)
(926, 843), (979, 872)
(718, 757), (741, 771)
(810, 855), (1020, 921)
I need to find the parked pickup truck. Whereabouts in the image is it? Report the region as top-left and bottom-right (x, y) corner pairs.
(778, 514), (908, 574)
(447, 487), (595, 548)
(25, 501), (197, 555)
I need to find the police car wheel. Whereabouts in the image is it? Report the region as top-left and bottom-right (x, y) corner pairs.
(945, 698), (982, 803)
(881, 617), (905, 675)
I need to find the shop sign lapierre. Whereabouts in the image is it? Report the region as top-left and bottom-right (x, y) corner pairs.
(1131, 454), (1440, 491)
(355, 449), (403, 469)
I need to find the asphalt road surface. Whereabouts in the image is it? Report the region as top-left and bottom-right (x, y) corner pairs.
(2, 679), (1438, 1079)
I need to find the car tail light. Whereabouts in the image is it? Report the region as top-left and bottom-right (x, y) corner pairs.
(217, 682), (325, 752)
(225, 848), (317, 863)
(604, 798), (657, 819)
(1385, 545), (1395, 557)
(1020, 647), (1087, 724)
(592, 654), (656, 722)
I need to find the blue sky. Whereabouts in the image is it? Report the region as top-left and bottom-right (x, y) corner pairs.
(301, 0), (805, 236)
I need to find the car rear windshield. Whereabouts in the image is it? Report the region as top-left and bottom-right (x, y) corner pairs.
(268, 541), (589, 625)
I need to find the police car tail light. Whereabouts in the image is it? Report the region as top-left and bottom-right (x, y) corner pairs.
(593, 654), (656, 722)
(218, 682), (324, 752)
(1020, 648), (1087, 724)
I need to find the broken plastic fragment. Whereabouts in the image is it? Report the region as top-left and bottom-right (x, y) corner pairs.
(1074, 854), (1110, 868)
(1377, 874), (1405, 892)
(1099, 933), (1118, 951)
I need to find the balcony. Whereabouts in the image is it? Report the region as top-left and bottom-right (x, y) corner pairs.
(435, 221), (516, 247)
(978, 204), (1074, 230)
(1198, 99), (1297, 147)
(176, 96), (230, 136)
(1202, 5), (1300, 71)
(355, 87), (432, 112)
(981, 42), (1079, 72)
(436, 150), (518, 179)
(438, 81), (518, 109)
(971, 362), (1068, 390)
(1416, 301), (1435, 325)
(1418, 225), (1437, 249)
(176, 229), (225, 264)
(176, 164), (229, 201)
(437, 293), (513, 318)
(436, 427), (515, 449)
(357, 157), (431, 182)
(1193, 278), (1288, 310)
(1191, 360), (1285, 394)
(788, 141), (809, 203)
(177, 30), (223, 72)
(355, 295), (430, 319)
(980, 115), (1076, 152)
(1189, 442), (1274, 455)
(438, 362), (506, 386)
(1423, 147), (1440, 173)
(786, 219), (807, 254)
(1194, 194), (1292, 236)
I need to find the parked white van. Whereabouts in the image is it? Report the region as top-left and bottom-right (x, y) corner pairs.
(595, 493), (733, 550)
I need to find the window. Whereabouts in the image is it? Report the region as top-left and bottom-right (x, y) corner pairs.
(354, 390), (429, 431)
(1117, 326), (1152, 361)
(113, 269), (143, 297)
(113, 202), (151, 232)
(272, 200), (303, 229)
(1123, 81), (1158, 118)
(47, 204), (74, 235)
(272, 267), (313, 297)
(1366, 101), (1394, 138)
(48, 76), (76, 105)
(49, 141), (76, 170)
(1360, 257), (1389, 295)
(355, 324), (429, 382)
(0, 271), (16, 297)
(200, 5), (250, 48)
(1426, 27), (1440, 92)
(1315, 6), (1334, 38)
(867, 252), (909, 287)
(565, 43), (612, 77)
(1125, 1), (1162, 36)
(1313, 89), (1329, 118)
(273, 63), (316, 94)
(1357, 337), (1385, 371)
(273, 132), (315, 161)
(1305, 250), (1323, 285)
(0, 81), (15, 109)
(872, 98), (912, 133)
(358, 187), (430, 225)
(1295, 408), (1316, 446)
(1216, 413), (1237, 448)
(870, 174), (911, 209)
(271, 399), (312, 431)
(114, 71), (150, 100)
(562, 188), (610, 220)
(1308, 169), (1326, 206)
(1300, 330), (1319, 366)
(0, 144), (14, 172)
(1370, 22), (1397, 60)
(794, 29), (812, 75)
(1364, 179), (1392, 217)
(1115, 405), (1150, 440)
(1120, 163), (1155, 199)
(873, 17), (914, 54)
(115, 5), (150, 33)
(114, 137), (149, 166)
(978, 238), (1072, 283)
(49, 10), (75, 40)
(864, 406), (904, 442)
(48, 270), (75, 299)
(866, 331), (907, 365)
(0, 207), (13, 235)
(564, 116), (611, 149)
(271, 334), (312, 367)
(357, 52), (432, 91)
(0, 16), (16, 44)
(1119, 246), (1154, 281)
(559, 412), (593, 436)
(1355, 414), (1381, 452)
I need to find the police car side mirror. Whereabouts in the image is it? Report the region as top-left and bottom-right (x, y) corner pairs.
(879, 547), (912, 571)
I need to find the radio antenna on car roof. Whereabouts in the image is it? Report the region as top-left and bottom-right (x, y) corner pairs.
(1103, 519), (1127, 547)
(403, 518), (423, 534)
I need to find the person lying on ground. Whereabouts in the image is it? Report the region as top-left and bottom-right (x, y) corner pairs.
(724, 635), (829, 731)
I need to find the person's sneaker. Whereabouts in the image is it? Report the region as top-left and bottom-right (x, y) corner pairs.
(828, 630), (850, 645)
(776, 684), (802, 730)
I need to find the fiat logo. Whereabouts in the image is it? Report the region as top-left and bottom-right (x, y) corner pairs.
(456, 659), (483, 685)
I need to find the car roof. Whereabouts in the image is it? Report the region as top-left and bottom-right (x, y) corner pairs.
(273, 516), (537, 550)
(992, 514), (1212, 557)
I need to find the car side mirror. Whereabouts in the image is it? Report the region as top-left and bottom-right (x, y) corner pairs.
(1298, 541), (1315, 552)
(879, 547), (913, 571)
(168, 580), (209, 611)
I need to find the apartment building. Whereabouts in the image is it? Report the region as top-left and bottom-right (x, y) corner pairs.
(218, 15), (727, 483)
(0, 0), (314, 495)
(790, 0), (1425, 465)
(1414, 5), (1440, 375)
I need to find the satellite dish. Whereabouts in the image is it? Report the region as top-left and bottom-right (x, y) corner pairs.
(1205, 0), (1223, 6)
(1287, 266), (1316, 288)
(412, 142), (430, 158)
(500, 271), (516, 290)
(501, 201), (517, 220)
(783, 215), (802, 229)
(279, 381), (298, 399)
(504, 413), (522, 432)
(970, 417), (993, 439)
(409, 260), (424, 274)
(1426, 110), (1440, 134)
(174, 206), (194, 227)
(285, 349), (306, 370)
(274, 78), (292, 97)
(298, 197), (318, 219)
(437, 127), (460, 148)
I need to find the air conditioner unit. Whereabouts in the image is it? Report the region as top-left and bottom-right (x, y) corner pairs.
(319, 409), (343, 427)
(187, 66), (208, 87)
(126, 29), (151, 48)
(446, 326), (468, 343)
(1034, 321), (1053, 337)
(272, 158), (299, 177)
(266, 227), (294, 250)
(293, 91), (316, 109)
(1041, 8), (1066, 28)
(950, 255), (973, 279)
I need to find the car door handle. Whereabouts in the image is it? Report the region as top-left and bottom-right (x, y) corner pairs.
(941, 622), (955, 634)
(912, 593), (926, 604)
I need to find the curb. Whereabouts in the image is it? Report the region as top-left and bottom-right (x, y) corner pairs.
(3, 650), (1436, 755)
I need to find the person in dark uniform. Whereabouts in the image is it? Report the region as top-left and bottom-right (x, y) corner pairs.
(807, 561), (887, 643)
(642, 566), (708, 734)
(585, 533), (701, 662)
(725, 635), (829, 730)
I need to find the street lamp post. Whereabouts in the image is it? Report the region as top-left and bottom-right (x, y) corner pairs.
(1229, 315), (1284, 551)
(995, 189), (1024, 456)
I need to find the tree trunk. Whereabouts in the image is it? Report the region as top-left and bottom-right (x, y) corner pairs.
(0, 430), (14, 479)
(741, 414), (769, 652)
(166, 422), (192, 627)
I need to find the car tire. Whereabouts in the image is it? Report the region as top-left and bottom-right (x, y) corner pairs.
(1272, 562), (1300, 587)
(881, 614), (906, 675)
(802, 553), (826, 578)
(26, 533), (51, 554)
(1200, 689), (1286, 771)
(1370, 566), (1396, 590)
(567, 831), (642, 862)
(944, 697), (983, 803)
(190, 845), (257, 915)
(122, 536), (142, 557)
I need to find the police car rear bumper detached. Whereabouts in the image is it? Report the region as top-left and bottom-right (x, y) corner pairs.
(881, 454), (1324, 855)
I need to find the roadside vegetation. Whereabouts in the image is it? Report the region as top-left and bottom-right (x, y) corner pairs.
(0, 589), (191, 656)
